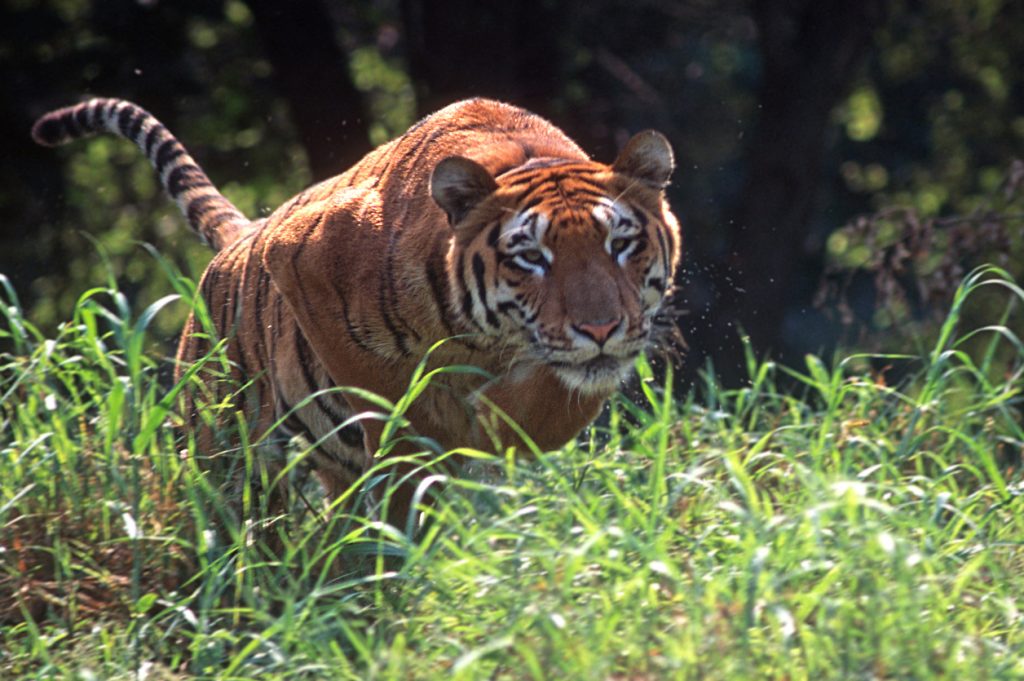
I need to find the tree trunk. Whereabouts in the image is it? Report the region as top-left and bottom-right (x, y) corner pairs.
(246, 0), (371, 181)
(686, 0), (885, 386)
(400, 0), (566, 119)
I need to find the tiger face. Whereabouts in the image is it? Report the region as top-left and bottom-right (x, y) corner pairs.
(433, 132), (680, 396)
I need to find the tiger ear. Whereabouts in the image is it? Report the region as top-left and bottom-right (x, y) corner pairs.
(431, 156), (498, 225)
(612, 130), (674, 189)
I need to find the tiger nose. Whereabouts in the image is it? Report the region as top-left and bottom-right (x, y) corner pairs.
(574, 318), (622, 344)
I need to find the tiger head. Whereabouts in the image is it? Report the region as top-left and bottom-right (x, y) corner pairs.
(432, 131), (681, 395)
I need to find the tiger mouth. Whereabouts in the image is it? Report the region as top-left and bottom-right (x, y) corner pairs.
(546, 352), (636, 391)
(547, 352), (629, 371)
(578, 354), (630, 373)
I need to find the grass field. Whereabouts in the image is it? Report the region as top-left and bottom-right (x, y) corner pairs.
(1, 264), (1022, 680)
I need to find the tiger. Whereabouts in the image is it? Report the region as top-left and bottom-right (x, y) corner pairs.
(32, 96), (682, 526)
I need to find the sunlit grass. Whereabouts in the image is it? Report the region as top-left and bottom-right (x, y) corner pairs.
(1, 264), (1022, 679)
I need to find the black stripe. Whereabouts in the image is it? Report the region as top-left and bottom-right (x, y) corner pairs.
(426, 244), (484, 350)
(519, 192), (548, 212)
(491, 162), (521, 177)
(387, 126), (449, 185)
(285, 238), (314, 318)
(314, 392), (354, 430)
(295, 337), (365, 448)
(514, 293), (539, 324)
(571, 175), (610, 193)
(514, 175), (607, 204)
(337, 420), (365, 448)
(186, 194), (224, 226)
(294, 344), (332, 419)
(252, 267), (269, 361)
(650, 213), (669, 280)
(154, 139), (185, 175)
(498, 159), (592, 182)
(377, 276), (411, 356)
(117, 105), (134, 135)
(282, 216), (376, 353)
(456, 252), (480, 329)
(502, 259), (532, 275)
(424, 248), (456, 337)
(287, 238), (374, 356)
(383, 209), (421, 343)
(128, 110), (146, 142)
(510, 175), (588, 209)
(272, 287), (285, 331)
(341, 308), (374, 352)
(281, 408), (364, 477)
(166, 164), (212, 197)
(388, 120), (505, 185)
(97, 99), (115, 123)
(365, 154), (396, 188)
(471, 253), (499, 328)
(294, 334), (320, 396)
(316, 450), (366, 479)
(84, 101), (101, 128)
(230, 266), (258, 374)
(143, 123), (166, 156)
(376, 211), (412, 355)
(485, 221), (501, 248)
(276, 190), (314, 224)
(520, 178), (598, 209)
(565, 186), (609, 203)
(335, 284), (375, 353)
(282, 413), (308, 437)
(201, 267), (228, 337)
(74, 105), (91, 132)
(199, 210), (242, 234)
(194, 207), (236, 231)
(496, 300), (522, 319)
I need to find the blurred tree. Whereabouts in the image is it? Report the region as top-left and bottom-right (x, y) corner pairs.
(699, 0), (887, 383)
(821, 0), (1024, 358)
(0, 1), (69, 302)
(2, 0), (1021, 383)
(245, 0), (371, 180)
(400, 0), (567, 120)
(2, 0), (311, 339)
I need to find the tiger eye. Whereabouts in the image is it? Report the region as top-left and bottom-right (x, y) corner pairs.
(610, 237), (631, 254)
(520, 249), (546, 264)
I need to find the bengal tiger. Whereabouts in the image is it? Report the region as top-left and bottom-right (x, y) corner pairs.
(32, 97), (682, 526)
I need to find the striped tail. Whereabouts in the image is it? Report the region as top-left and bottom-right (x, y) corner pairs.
(32, 98), (252, 251)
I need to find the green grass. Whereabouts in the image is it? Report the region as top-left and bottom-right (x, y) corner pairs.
(1, 264), (1023, 680)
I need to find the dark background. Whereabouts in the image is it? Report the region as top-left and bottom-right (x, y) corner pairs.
(2, 0), (1022, 386)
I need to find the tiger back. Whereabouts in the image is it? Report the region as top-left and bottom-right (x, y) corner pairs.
(33, 97), (682, 523)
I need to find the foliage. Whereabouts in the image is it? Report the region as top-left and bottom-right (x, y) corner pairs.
(819, 159), (1024, 359)
(2, 265), (1022, 679)
(824, 0), (1024, 353)
(5, 0), (310, 338)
